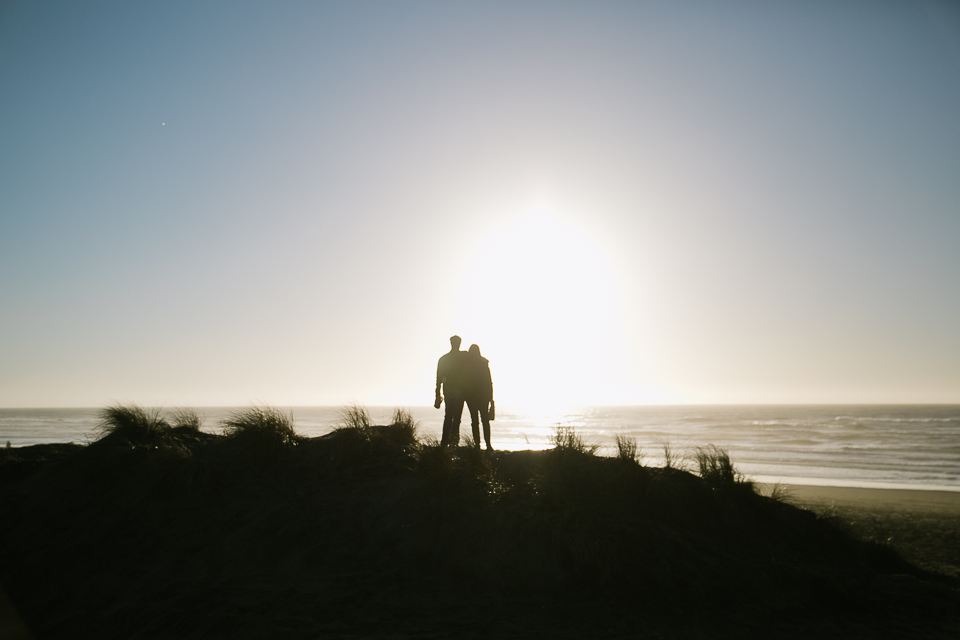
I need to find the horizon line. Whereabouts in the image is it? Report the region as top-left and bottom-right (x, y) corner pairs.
(3, 401), (960, 410)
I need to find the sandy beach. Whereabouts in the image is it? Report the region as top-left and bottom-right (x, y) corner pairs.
(778, 484), (960, 577)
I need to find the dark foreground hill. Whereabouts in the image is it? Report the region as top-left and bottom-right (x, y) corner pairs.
(1, 406), (958, 639)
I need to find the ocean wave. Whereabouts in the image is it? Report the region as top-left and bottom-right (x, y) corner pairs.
(833, 415), (960, 424)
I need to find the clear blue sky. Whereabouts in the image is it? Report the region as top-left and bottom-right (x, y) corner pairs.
(2, 1), (959, 408)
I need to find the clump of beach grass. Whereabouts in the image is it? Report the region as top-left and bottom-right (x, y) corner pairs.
(417, 434), (504, 498)
(338, 404), (372, 431)
(85, 404), (197, 492)
(693, 444), (742, 486)
(325, 406), (421, 471)
(417, 436), (454, 477)
(330, 405), (374, 453)
(333, 404), (376, 444)
(389, 408), (419, 445)
(456, 435), (498, 483)
(551, 425), (598, 455)
(95, 404), (171, 445)
(658, 439), (680, 469)
(614, 434), (643, 464)
(169, 408), (202, 431)
(457, 435), (495, 477)
(767, 482), (790, 502)
(222, 406), (300, 451)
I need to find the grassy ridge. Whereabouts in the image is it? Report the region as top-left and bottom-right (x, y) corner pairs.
(0, 405), (958, 639)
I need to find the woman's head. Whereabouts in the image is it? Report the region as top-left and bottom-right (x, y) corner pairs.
(469, 344), (481, 357)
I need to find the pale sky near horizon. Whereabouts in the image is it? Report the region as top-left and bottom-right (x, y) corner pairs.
(2, 1), (959, 409)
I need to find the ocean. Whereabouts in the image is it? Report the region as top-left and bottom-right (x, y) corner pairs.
(2, 405), (958, 492)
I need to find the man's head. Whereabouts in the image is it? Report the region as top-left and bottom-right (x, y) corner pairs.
(450, 335), (462, 350)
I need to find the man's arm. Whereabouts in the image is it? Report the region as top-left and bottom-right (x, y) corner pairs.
(434, 358), (444, 409)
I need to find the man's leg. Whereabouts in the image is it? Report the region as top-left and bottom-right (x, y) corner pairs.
(440, 412), (453, 447)
(443, 393), (465, 447)
(450, 393), (465, 446)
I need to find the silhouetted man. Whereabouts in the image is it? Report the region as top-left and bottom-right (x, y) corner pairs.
(435, 335), (468, 447)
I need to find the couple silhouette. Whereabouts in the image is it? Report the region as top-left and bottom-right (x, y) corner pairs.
(434, 335), (494, 449)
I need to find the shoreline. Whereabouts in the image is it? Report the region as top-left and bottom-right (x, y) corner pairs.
(751, 473), (960, 493)
(775, 483), (960, 509)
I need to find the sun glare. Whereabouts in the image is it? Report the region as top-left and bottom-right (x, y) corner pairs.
(452, 209), (622, 411)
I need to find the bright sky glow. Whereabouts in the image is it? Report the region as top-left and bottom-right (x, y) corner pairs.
(1, 1), (959, 408)
(452, 208), (624, 409)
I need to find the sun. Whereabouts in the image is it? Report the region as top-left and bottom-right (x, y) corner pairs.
(451, 209), (623, 410)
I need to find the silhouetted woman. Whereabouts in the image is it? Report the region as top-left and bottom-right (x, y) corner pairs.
(465, 344), (494, 450)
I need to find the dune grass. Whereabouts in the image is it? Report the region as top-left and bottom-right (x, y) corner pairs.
(389, 407), (419, 443)
(222, 405), (300, 450)
(550, 424), (599, 455)
(768, 481), (791, 502)
(614, 433), (643, 464)
(337, 404), (372, 430)
(335, 405), (418, 443)
(320, 405), (423, 477)
(658, 438), (680, 469)
(693, 444), (742, 486)
(95, 404), (171, 444)
(169, 408), (202, 431)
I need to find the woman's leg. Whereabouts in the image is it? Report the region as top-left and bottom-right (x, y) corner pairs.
(479, 401), (492, 449)
(465, 397), (481, 446)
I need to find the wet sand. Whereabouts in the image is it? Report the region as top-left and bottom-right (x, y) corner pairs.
(775, 484), (960, 577)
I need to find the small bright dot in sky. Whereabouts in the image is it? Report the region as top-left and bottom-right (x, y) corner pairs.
(161, 122), (165, 126)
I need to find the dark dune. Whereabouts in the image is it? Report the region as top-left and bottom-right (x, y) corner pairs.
(0, 411), (958, 639)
